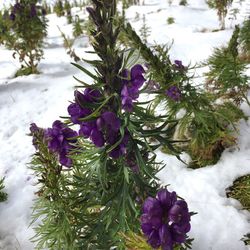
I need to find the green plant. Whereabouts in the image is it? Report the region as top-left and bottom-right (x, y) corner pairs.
(0, 178), (7, 202)
(54, 0), (64, 17)
(139, 14), (151, 43)
(30, 1), (191, 249)
(167, 17), (175, 24)
(0, 0), (47, 76)
(226, 174), (250, 210)
(206, 0), (233, 30)
(73, 15), (84, 37)
(58, 26), (80, 62)
(206, 26), (250, 106)
(179, 0), (188, 6)
(64, 0), (72, 24)
(239, 18), (250, 62)
(122, 22), (247, 168)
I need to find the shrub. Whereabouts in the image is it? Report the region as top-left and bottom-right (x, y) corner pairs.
(239, 18), (250, 62)
(0, 0), (47, 76)
(167, 17), (175, 24)
(206, 26), (250, 106)
(122, 22), (247, 168)
(206, 0), (233, 30)
(179, 0), (188, 6)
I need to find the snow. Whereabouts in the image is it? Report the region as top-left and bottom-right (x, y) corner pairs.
(0, 0), (249, 249)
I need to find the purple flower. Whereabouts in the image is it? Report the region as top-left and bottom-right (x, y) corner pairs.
(13, 3), (22, 14)
(141, 188), (191, 250)
(68, 103), (91, 124)
(30, 4), (37, 18)
(166, 86), (181, 101)
(174, 60), (185, 70)
(120, 64), (146, 112)
(45, 120), (78, 167)
(90, 128), (105, 147)
(30, 123), (42, 149)
(9, 13), (16, 21)
(101, 111), (121, 132)
(30, 123), (39, 134)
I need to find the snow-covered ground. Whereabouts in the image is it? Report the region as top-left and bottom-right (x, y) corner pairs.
(0, 0), (249, 249)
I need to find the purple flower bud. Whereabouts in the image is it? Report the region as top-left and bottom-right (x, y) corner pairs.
(9, 13), (16, 21)
(30, 4), (37, 18)
(174, 60), (185, 71)
(30, 123), (39, 134)
(166, 86), (181, 101)
(141, 188), (191, 249)
(101, 111), (121, 132)
(68, 103), (91, 124)
(45, 120), (77, 167)
(90, 128), (105, 147)
(13, 3), (22, 14)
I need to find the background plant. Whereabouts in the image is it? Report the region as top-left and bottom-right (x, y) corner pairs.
(206, 0), (233, 30)
(0, 0), (47, 76)
(0, 178), (7, 203)
(205, 25), (250, 106)
(122, 22), (248, 168)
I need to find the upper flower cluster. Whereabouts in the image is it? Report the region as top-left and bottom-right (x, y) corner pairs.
(121, 64), (146, 112)
(141, 188), (191, 250)
(45, 120), (77, 167)
(10, 2), (46, 21)
(68, 88), (129, 159)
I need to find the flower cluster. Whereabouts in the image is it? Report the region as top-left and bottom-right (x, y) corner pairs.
(121, 64), (146, 112)
(141, 188), (191, 250)
(68, 88), (129, 158)
(30, 123), (42, 149)
(45, 120), (77, 167)
(10, 2), (46, 21)
(166, 86), (181, 101)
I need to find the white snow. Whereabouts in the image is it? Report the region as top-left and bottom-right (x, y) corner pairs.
(0, 0), (249, 249)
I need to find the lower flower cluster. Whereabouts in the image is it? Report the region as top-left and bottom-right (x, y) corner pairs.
(45, 121), (77, 167)
(141, 188), (191, 250)
(67, 88), (129, 159)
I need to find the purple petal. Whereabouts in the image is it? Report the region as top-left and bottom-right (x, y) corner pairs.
(131, 64), (145, 80)
(157, 189), (177, 210)
(90, 129), (105, 147)
(147, 229), (161, 249)
(101, 111), (121, 132)
(159, 224), (173, 248)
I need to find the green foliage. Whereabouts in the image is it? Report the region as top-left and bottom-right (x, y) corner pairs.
(54, 0), (64, 17)
(122, 0), (140, 9)
(0, 0), (47, 76)
(206, 26), (250, 106)
(242, 234), (250, 246)
(122, 21), (247, 168)
(167, 17), (175, 24)
(58, 26), (80, 62)
(139, 14), (151, 43)
(206, 0), (233, 29)
(64, 0), (72, 24)
(227, 174), (250, 210)
(73, 15), (84, 37)
(239, 18), (250, 62)
(0, 178), (7, 202)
